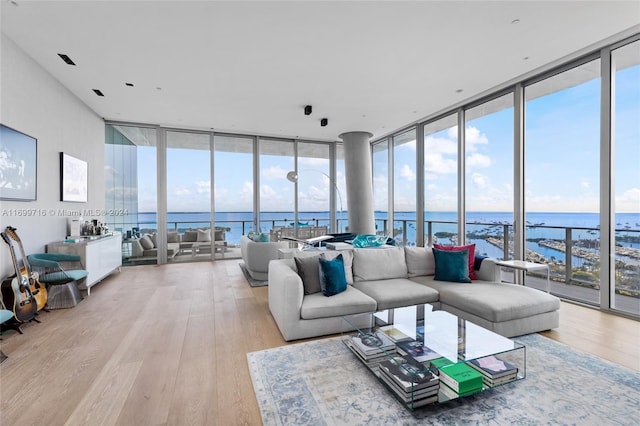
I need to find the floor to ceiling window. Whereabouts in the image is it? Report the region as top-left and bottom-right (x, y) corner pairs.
(166, 130), (212, 262)
(336, 144), (348, 233)
(296, 142), (332, 231)
(372, 139), (389, 236)
(424, 113), (458, 246)
(525, 59), (602, 304)
(259, 138), (294, 234)
(464, 94), (514, 259)
(104, 124), (157, 264)
(612, 39), (640, 316)
(393, 128), (417, 246)
(213, 134), (254, 258)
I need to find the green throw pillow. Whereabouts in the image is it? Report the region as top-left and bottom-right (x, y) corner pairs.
(319, 254), (348, 296)
(432, 248), (472, 283)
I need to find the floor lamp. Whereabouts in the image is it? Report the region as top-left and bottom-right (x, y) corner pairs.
(286, 170), (344, 234)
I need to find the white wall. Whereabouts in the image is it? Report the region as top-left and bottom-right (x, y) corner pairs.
(0, 34), (104, 278)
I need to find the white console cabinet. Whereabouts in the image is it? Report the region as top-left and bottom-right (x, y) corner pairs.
(47, 232), (122, 294)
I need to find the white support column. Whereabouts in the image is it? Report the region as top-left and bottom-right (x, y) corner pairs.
(339, 131), (375, 234)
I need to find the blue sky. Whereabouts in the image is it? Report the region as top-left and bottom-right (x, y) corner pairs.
(136, 63), (639, 218)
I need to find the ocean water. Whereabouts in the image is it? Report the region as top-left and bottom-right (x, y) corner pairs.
(134, 211), (640, 265)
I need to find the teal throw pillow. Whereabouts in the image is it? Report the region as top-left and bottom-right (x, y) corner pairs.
(432, 248), (472, 283)
(319, 254), (348, 296)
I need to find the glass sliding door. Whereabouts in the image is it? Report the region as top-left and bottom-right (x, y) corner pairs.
(611, 40), (640, 316)
(525, 59), (601, 300)
(336, 144), (348, 233)
(393, 128), (417, 246)
(259, 138), (294, 236)
(424, 113), (458, 246)
(464, 94), (514, 259)
(296, 142), (331, 233)
(104, 124), (157, 265)
(166, 130), (212, 262)
(213, 134), (253, 258)
(372, 139), (389, 236)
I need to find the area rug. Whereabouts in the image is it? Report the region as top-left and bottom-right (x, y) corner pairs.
(239, 262), (268, 287)
(247, 333), (640, 425)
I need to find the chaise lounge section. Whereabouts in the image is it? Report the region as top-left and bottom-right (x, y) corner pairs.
(268, 246), (560, 341)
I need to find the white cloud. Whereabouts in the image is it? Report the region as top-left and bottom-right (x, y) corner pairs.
(173, 186), (191, 196)
(261, 165), (288, 180)
(299, 157), (330, 168)
(465, 126), (489, 152)
(470, 172), (490, 189)
(195, 180), (210, 194)
(425, 152), (457, 174)
(425, 135), (457, 155)
(466, 153), (492, 169)
(400, 164), (416, 181)
(616, 187), (640, 213)
(260, 184), (277, 198)
(580, 180), (590, 189)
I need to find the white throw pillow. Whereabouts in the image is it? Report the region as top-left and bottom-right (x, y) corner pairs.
(352, 246), (408, 282)
(197, 229), (212, 242)
(167, 231), (180, 243)
(404, 246), (436, 277)
(139, 235), (154, 250)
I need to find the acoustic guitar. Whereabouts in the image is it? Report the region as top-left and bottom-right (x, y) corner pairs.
(5, 226), (48, 311)
(0, 232), (37, 323)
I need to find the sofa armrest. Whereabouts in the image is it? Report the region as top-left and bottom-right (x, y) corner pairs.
(475, 258), (501, 282)
(268, 259), (304, 335)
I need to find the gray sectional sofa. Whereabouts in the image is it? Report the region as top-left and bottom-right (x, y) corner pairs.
(268, 246), (560, 341)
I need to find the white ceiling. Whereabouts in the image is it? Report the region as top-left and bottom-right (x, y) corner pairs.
(2, 1), (639, 142)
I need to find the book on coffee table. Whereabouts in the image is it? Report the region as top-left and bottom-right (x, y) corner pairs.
(349, 330), (395, 356)
(378, 354), (439, 392)
(396, 340), (441, 364)
(438, 363), (483, 394)
(468, 355), (518, 379)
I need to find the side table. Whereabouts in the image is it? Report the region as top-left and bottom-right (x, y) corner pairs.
(494, 260), (550, 293)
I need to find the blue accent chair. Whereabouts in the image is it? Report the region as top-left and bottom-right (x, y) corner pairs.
(27, 253), (88, 309)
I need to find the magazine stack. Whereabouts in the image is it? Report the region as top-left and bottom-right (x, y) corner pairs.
(378, 354), (440, 408)
(468, 355), (519, 387)
(343, 330), (396, 368)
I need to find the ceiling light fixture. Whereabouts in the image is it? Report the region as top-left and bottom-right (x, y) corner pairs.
(304, 105), (312, 115)
(93, 89), (104, 97)
(456, 89), (463, 93)
(511, 19), (520, 24)
(320, 118), (328, 127)
(58, 53), (76, 66)
(125, 82), (134, 87)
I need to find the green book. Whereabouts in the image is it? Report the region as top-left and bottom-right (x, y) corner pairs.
(430, 357), (455, 370)
(438, 363), (483, 394)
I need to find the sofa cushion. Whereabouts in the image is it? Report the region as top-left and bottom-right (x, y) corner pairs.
(405, 246), (436, 277)
(295, 255), (322, 295)
(167, 231), (180, 243)
(319, 254), (348, 296)
(183, 230), (198, 242)
(434, 243), (477, 280)
(197, 229), (211, 242)
(300, 286), (377, 320)
(433, 248), (472, 283)
(294, 250), (354, 285)
(353, 278), (439, 311)
(353, 247), (408, 282)
(413, 276), (561, 322)
(139, 235), (154, 250)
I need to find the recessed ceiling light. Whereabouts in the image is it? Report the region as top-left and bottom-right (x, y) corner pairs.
(456, 89), (463, 93)
(156, 87), (162, 91)
(93, 89), (104, 97)
(511, 19), (520, 24)
(125, 82), (134, 87)
(361, 114), (367, 118)
(412, 110), (418, 114)
(523, 56), (530, 60)
(58, 53), (76, 66)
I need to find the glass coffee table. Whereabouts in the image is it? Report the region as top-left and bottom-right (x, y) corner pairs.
(342, 304), (526, 411)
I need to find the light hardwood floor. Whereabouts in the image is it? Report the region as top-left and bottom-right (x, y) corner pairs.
(1, 260), (638, 425)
